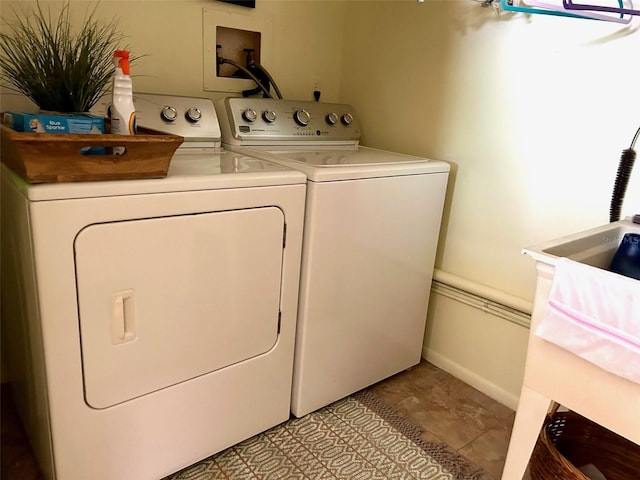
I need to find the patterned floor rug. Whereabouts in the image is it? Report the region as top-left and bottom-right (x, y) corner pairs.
(165, 391), (483, 480)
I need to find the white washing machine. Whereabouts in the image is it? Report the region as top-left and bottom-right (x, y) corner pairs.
(0, 94), (306, 480)
(217, 97), (450, 417)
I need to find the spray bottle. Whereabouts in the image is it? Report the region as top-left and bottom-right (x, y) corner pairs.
(111, 50), (136, 154)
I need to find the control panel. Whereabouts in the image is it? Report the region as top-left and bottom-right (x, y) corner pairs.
(217, 97), (361, 146)
(91, 93), (221, 147)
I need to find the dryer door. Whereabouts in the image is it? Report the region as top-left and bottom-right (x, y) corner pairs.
(75, 207), (285, 409)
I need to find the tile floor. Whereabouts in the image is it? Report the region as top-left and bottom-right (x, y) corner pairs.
(1, 360), (516, 480)
(368, 361), (516, 480)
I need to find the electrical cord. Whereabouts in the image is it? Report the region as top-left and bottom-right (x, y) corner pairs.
(631, 126), (640, 150)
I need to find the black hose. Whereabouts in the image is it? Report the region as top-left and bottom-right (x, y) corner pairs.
(609, 127), (639, 223)
(217, 56), (274, 99)
(254, 63), (283, 99)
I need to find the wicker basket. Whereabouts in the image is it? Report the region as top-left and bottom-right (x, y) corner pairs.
(530, 403), (640, 480)
(0, 121), (183, 183)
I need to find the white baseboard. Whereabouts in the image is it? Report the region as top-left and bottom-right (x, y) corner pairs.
(422, 276), (531, 411)
(423, 348), (520, 410)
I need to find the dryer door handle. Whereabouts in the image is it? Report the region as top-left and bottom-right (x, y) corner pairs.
(112, 290), (136, 344)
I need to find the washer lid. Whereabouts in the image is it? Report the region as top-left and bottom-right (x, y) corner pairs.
(6, 150), (306, 201)
(234, 145), (450, 182)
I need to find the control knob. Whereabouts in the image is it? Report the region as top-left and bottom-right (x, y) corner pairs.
(242, 108), (258, 123)
(341, 113), (354, 126)
(294, 109), (311, 127)
(160, 106), (178, 122)
(185, 107), (202, 123)
(263, 109), (277, 123)
(326, 112), (339, 126)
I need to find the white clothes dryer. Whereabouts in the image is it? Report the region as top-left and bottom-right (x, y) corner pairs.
(0, 94), (306, 480)
(217, 97), (450, 418)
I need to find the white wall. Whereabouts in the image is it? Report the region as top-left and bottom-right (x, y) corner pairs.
(0, 0), (347, 108)
(340, 0), (640, 302)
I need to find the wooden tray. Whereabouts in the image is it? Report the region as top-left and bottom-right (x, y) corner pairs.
(0, 122), (184, 183)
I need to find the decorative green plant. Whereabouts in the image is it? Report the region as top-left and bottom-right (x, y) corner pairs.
(0, 1), (131, 112)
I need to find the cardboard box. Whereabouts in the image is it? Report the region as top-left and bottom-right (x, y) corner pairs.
(4, 112), (105, 134)
(3, 112), (106, 155)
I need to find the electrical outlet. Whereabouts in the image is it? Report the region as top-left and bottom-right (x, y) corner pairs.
(311, 77), (322, 101)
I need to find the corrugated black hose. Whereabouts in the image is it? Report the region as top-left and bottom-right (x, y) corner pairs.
(609, 126), (639, 223)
